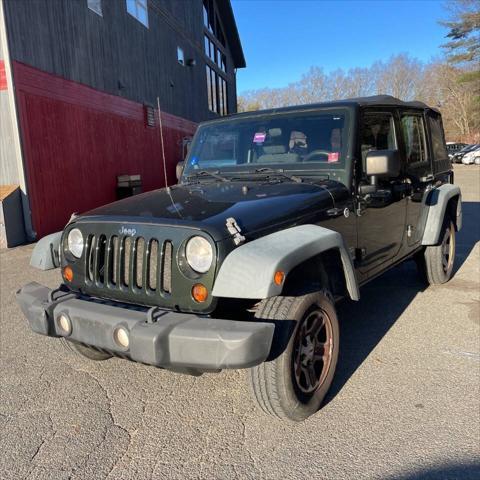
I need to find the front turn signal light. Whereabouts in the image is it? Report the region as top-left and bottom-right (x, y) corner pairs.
(274, 270), (285, 286)
(192, 283), (208, 303)
(63, 266), (74, 282)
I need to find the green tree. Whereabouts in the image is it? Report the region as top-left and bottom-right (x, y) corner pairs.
(441, 0), (480, 84)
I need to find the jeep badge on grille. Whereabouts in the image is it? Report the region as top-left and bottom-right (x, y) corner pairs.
(119, 226), (137, 236)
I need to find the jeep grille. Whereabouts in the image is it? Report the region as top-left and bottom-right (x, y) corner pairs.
(64, 222), (217, 312)
(85, 234), (173, 295)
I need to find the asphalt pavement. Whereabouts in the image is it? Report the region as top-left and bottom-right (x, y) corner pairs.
(1, 165), (479, 480)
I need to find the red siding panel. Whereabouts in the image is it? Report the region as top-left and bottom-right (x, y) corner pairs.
(13, 62), (197, 239)
(0, 60), (7, 90)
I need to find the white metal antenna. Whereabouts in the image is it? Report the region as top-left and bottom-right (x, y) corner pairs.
(156, 96), (170, 193)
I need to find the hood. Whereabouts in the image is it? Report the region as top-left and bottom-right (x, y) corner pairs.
(79, 180), (343, 241)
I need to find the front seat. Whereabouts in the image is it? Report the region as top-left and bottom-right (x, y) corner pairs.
(257, 145), (299, 164)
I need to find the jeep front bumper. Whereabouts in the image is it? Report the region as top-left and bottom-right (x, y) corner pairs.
(16, 282), (274, 371)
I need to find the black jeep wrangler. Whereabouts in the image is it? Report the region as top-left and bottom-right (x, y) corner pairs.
(17, 95), (462, 421)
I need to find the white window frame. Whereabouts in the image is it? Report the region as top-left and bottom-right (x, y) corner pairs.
(126, 0), (148, 28)
(87, 0), (102, 17)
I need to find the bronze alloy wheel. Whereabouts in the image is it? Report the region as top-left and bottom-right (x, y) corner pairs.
(249, 292), (340, 420)
(292, 308), (334, 395)
(441, 221), (455, 275)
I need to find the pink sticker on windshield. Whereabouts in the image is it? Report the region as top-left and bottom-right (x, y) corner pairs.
(328, 152), (340, 162)
(253, 132), (266, 143)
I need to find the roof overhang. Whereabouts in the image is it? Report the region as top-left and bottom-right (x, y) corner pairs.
(217, 0), (246, 69)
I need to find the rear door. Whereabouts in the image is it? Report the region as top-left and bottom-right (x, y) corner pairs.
(400, 110), (432, 247)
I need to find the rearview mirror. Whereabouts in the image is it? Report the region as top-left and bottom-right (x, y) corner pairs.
(176, 161), (184, 181)
(365, 150), (401, 178)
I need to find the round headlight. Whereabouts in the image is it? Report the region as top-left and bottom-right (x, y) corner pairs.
(67, 228), (84, 258)
(185, 236), (213, 273)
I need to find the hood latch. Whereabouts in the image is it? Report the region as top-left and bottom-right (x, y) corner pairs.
(226, 217), (245, 246)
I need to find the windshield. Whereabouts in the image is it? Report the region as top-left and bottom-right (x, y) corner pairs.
(183, 109), (352, 180)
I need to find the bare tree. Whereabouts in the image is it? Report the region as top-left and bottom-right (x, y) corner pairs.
(346, 67), (376, 98)
(297, 67), (329, 104)
(421, 62), (479, 140)
(373, 54), (424, 100)
(236, 53), (478, 141)
(238, 54), (425, 110)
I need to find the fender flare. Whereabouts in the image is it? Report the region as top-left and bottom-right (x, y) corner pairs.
(212, 225), (360, 301)
(30, 231), (62, 270)
(422, 184), (462, 245)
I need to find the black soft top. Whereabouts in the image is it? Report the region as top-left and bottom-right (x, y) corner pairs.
(208, 95), (438, 125)
(337, 94), (431, 109)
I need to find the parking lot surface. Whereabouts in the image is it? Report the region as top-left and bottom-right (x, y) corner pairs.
(1, 165), (479, 480)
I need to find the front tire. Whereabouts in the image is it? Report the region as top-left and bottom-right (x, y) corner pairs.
(421, 217), (456, 285)
(249, 291), (339, 421)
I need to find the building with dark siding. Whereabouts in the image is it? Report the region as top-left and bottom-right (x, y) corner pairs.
(0, 0), (245, 242)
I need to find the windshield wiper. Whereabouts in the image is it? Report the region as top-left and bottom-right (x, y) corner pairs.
(251, 167), (303, 183)
(185, 170), (231, 183)
(231, 168), (330, 185)
(284, 169), (330, 180)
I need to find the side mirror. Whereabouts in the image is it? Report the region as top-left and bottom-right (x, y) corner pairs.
(365, 150), (401, 179)
(176, 161), (185, 181)
(182, 138), (192, 159)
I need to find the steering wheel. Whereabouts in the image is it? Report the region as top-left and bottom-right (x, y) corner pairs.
(303, 150), (331, 162)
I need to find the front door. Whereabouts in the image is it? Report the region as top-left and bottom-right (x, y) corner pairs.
(356, 109), (407, 277)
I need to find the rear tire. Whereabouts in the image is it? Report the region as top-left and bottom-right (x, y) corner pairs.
(60, 338), (112, 361)
(421, 216), (456, 285)
(249, 291), (339, 422)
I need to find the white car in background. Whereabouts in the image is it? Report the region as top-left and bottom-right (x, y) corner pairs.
(461, 145), (480, 165)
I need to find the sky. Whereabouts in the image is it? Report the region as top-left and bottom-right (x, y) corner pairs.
(231, 0), (451, 94)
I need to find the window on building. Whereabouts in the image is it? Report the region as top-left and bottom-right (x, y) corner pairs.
(401, 114), (427, 164)
(202, 2), (228, 115)
(126, 0), (148, 27)
(203, 1), (210, 31)
(210, 68), (217, 114)
(208, 38), (214, 61)
(218, 76), (223, 116)
(220, 53), (226, 73)
(203, 0), (214, 33)
(204, 35), (221, 67)
(203, 0), (226, 46)
(221, 77), (227, 115)
(206, 65), (228, 116)
(177, 47), (185, 66)
(87, 0), (102, 16)
(206, 66), (212, 112)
